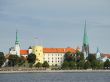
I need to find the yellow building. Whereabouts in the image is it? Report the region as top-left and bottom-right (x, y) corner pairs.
(32, 46), (44, 64)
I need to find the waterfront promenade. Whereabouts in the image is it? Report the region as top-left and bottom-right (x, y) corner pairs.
(0, 67), (110, 73)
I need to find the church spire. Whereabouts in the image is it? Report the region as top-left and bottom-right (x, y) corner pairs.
(83, 20), (89, 45)
(96, 47), (100, 53)
(15, 30), (20, 56)
(15, 30), (19, 44)
(82, 20), (89, 59)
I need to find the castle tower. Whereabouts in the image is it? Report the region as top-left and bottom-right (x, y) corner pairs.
(15, 30), (20, 57)
(28, 46), (32, 54)
(82, 20), (89, 59)
(32, 46), (44, 64)
(96, 47), (101, 59)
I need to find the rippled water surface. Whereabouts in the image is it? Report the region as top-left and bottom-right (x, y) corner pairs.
(0, 72), (110, 82)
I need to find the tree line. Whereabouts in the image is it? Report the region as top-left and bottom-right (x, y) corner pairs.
(0, 51), (110, 70)
(61, 51), (110, 70)
(0, 52), (49, 69)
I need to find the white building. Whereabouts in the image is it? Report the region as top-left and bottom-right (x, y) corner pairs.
(43, 48), (76, 66)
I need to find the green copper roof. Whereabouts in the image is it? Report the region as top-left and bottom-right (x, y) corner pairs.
(97, 47), (100, 53)
(83, 20), (89, 45)
(15, 30), (19, 44)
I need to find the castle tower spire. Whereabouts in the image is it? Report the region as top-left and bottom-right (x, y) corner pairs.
(15, 30), (20, 57)
(82, 20), (89, 59)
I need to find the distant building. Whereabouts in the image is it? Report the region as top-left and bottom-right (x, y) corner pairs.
(95, 48), (110, 62)
(96, 48), (101, 60)
(101, 54), (110, 62)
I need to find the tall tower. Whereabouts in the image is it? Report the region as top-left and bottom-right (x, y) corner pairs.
(15, 30), (20, 57)
(82, 20), (89, 59)
(96, 47), (101, 59)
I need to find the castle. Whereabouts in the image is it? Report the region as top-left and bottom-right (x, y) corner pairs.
(9, 22), (110, 66)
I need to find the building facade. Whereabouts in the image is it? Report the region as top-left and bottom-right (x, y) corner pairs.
(19, 46), (76, 66)
(43, 48), (76, 66)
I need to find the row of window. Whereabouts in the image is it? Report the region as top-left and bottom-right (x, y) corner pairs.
(44, 57), (63, 60)
(44, 54), (64, 57)
(47, 61), (63, 63)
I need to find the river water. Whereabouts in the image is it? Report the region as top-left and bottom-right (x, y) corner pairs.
(0, 72), (110, 82)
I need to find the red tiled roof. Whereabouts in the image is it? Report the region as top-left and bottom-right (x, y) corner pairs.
(20, 48), (77, 55)
(43, 48), (76, 53)
(20, 50), (28, 55)
(103, 54), (110, 58)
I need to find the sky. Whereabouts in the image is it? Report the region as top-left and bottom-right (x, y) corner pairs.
(0, 0), (110, 54)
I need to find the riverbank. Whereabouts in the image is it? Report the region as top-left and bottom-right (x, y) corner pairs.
(0, 69), (110, 73)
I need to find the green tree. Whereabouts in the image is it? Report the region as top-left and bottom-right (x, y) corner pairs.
(94, 60), (104, 69)
(0, 52), (6, 67)
(91, 60), (100, 69)
(61, 61), (69, 69)
(35, 62), (42, 68)
(42, 61), (49, 68)
(27, 53), (36, 64)
(88, 54), (96, 62)
(64, 52), (75, 62)
(77, 60), (85, 69)
(76, 51), (84, 61)
(104, 59), (110, 69)
(98, 62), (104, 69)
(17, 56), (25, 67)
(80, 52), (84, 61)
(8, 55), (19, 67)
(69, 61), (76, 69)
(84, 61), (91, 69)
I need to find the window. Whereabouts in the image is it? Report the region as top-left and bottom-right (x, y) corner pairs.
(58, 54), (59, 56)
(56, 54), (57, 56)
